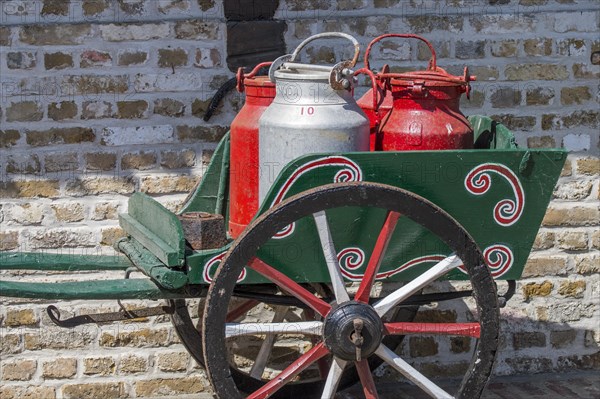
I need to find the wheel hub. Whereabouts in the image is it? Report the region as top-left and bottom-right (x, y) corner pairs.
(323, 301), (384, 361)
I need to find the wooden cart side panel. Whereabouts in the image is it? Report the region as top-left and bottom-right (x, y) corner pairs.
(187, 149), (566, 285)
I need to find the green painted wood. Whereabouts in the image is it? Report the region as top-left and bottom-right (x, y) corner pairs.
(469, 115), (517, 150)
(0, 252), (132, 271)
(0, 278), (186, 300)
(120, 193), (185, 267)
(179, 132), (230, 216)
(117, 238), (188, 290)
(187, 148), (566, 285)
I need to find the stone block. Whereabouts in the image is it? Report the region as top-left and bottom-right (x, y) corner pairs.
(551, 330), (577, 349)
(80, 50), (112, 68)
(0, 130), (20, 148)
(558, 280), (586, 298)
(175, 20), (220, 40)
(20, 24), (92, 45)
(122, 151), (157, 170)
(139, 176), (198, 194)
(82, 101), (113, 119)
(505, 64), (569, 80)
(576, 158), (600, 175)
(158, 48), (188, 68)
(154, 98), (185, 117)
(42, 358), (77, 379)
(118, 50), (148, 66)
(409, 336), (438, 357)
(513, 331), (546, 349)
(157, 351), (190, 372)
(7, 51), (36, 69)
(526, 87), (555, 105)
(6, 101), (43, 122)
(119, 354), (148, 374)
(84, 357), (115, 375)
(522, 280), (553, 301)
(134, 377), (205, 396)
(26, 127), (95, 147)
(65, 178), (135, 196)
(62, 383), (127, 399)
(5, 309), (37, 327)
(522, 256), (567, 277)
(561, 86), (592, 105)
(48, 101), (77, 121)
(1, 360), (36, 381)
(52, 203), (85, 222)
(116, 100), (148, 119)
(161, 149), (196, 169)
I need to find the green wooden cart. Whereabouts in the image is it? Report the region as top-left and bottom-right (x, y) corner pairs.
(0, 116), (565, 399)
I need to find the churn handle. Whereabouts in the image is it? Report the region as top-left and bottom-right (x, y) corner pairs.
(289, 32), (361, 68)
(236, 61), (273, 93)
(364, 34), (437, 71)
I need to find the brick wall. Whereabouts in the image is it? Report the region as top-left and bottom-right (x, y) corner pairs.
(1, 0), (599, 397)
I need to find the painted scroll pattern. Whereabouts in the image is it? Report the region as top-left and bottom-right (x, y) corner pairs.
(271, 156), (363, 239)
(337, 247), (447, 282)
(203, 252), (247, 284)
(337, 244), (514, 281)
(464, 163), (525, 227)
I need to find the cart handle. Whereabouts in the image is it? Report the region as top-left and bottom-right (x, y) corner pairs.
(236, 61), (273, 93)
(364, 33), (437, 71)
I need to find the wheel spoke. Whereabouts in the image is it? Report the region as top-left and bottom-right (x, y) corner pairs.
(375, 344), (453, 399)
(313, 211), (351, 304)
(249, 257), (332, 317)
(373, 254), (461, 317)
(321, 357), (348, 399)
(226, 299), (259, 322)
(355, 211), (401, 303)
(225, 321), (322, 338)
(249, 306), (288, 379)
(385, 322), (480, 338)
(355, 359), (379, 399)
(247, 343), (330, 399)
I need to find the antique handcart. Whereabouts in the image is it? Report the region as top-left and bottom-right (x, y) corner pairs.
(0, 33), (566, 399)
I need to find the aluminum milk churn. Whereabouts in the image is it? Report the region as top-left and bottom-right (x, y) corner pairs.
(258, 33), (370, 202)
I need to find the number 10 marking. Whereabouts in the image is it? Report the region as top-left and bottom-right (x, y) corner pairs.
(300, 107), (315, 115)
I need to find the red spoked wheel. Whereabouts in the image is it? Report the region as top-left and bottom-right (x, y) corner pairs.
(203, 182), (499, 399)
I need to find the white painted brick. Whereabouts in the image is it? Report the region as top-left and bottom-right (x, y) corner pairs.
(100, 23), (171, 41)
(101, 125), (174, 146)
(134, 73), (204, 92)
(554, 12), (600, 33)
(563, 134), (591, 152)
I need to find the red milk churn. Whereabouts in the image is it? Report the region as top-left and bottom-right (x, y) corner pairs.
(229, 62), (276, 238)
(355, 64), (392, 151)
(358, 34), (476, 151)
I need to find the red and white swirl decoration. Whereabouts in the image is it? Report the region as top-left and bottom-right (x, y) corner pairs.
(271, 156), (362, 239)
(202, 252), (247, 284)
(336, 247), (446, 281)
(458, 244), (514, 278)
(464, 163), (525, 227)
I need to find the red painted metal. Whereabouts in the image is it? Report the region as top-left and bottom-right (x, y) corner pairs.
(229, 62), (276, 238)
(225, 299), (259, 322)
(384, 322), (481, 338)
(246, 343), (330, 399)
(355, 359), (380, 399)
(355, 211), (401, 303)
(249, 258), (332, 317)
(357, 34), (476, 151)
